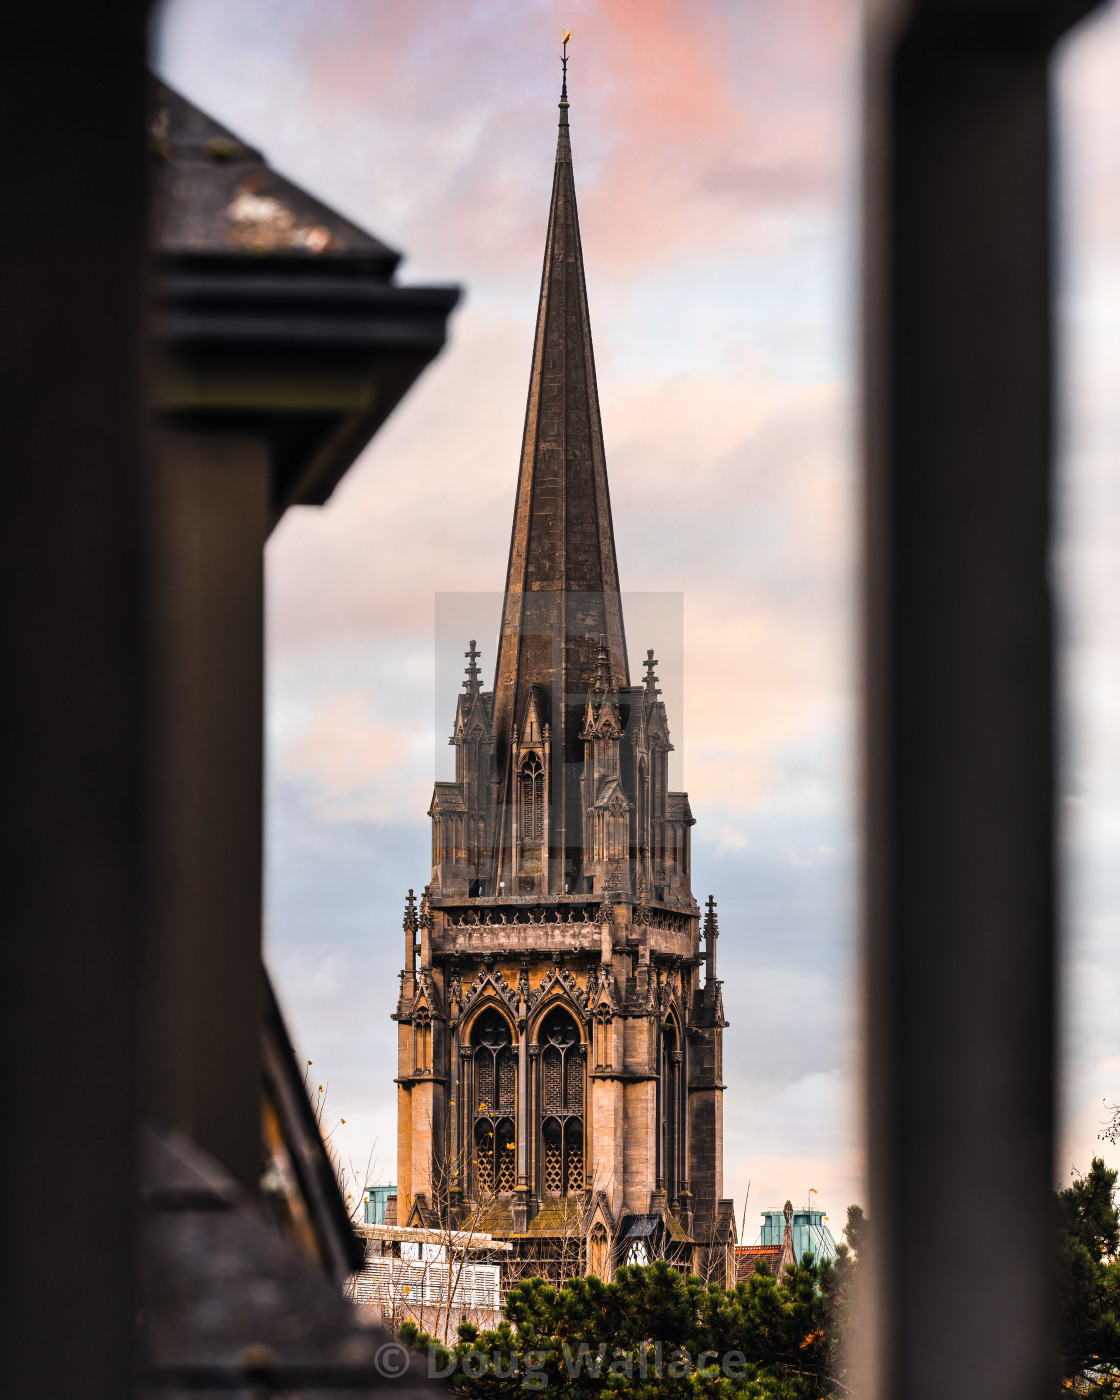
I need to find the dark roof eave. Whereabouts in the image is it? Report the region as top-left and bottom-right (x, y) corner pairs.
(157, 263), (460, 357)
(154, 255), (461, 524)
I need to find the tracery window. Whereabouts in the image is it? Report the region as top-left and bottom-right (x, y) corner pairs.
(520, 753), (544, 841)
(625, 1236), (649, 1266)
(537, 1007), (584, 1196)
(471, 1009), (516, 1196)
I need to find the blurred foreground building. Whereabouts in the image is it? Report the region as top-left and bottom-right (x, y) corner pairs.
(134, 83), (460, 1395)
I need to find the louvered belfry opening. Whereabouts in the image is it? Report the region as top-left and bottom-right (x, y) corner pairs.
(661, 1020), (678, 1199)
(471, 1009), (516, 1197)
(538, 1007), (584, 1196)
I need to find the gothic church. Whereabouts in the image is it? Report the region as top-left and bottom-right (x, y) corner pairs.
(394, 62), (736, 1283)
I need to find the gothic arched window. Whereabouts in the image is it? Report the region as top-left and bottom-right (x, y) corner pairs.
(471, 1009), (516, 1196)
(537, 1007), (584, 1196)
(661, 1020), (681, 1200)
(413, 1009), (431, 1074)
(520, 753), (544, 842)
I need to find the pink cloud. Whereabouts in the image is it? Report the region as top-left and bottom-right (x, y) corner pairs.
(274, 0), (858, 277)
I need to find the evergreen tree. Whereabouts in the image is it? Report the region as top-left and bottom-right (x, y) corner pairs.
(400, 1213), (868, 1399)
(817, 1204), (864, 1394)
(1059, 1158), (1120, 1396)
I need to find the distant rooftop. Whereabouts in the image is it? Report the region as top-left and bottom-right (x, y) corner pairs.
(735, 1244), (782, 1281)
(758, 1207), (837, 1264)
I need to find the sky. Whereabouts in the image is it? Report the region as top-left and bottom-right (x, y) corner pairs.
(153, 0), (1120, 1235)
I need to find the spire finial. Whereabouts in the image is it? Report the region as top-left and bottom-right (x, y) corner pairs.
(558, 29), (571, 143)
(643, 648), (661, 699)
(463, 639), (483, 696)
(591, 632), (611, 696)
(704, 894), (719, 986)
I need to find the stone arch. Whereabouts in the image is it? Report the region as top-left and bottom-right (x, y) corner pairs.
(461, 997), (517, 1047)
(527, 988), (587, 1044)
(588, 1222), (611, 1281)
(412, 1006), (432, 1074)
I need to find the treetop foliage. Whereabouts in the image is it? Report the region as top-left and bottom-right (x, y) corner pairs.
(1059, 1157), (1120, 1398)
(400, 1207), (867, 1399)
(390, 1159), (1120, 1397)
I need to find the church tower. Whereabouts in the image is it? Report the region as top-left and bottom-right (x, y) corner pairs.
(394, 50), (735, 1282)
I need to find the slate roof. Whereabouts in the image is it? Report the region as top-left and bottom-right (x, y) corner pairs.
(692, 1199), (737, 1246)
(617, 1210), (692, 1248)
(150, 82), (398, 267)
(429, 782), (467, 815)
(517, 1199), (584, 1238)
(148, 78), (460, 524)
(139, 1124), (440, 1397)
(619, 1214), (659, 1241)
(468, 1201), (517, 1237)
(664, 1211), (692, 1245)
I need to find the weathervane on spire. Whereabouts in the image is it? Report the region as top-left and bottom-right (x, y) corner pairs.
(561, 28), (571, 100)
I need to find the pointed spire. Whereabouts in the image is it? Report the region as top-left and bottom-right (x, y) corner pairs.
(634, 872), (651, 926)
(403, 888), (418, 934)
(643, 649), (661, 699)
(491, 38), (629, 889)
(591, 633), (613, 696)
(704, 895), (719, 985)
(462, 639), (483, 696)
(776, 1200), (796, 1284)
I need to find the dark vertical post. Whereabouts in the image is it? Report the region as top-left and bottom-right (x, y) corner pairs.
(862, 3), (1100, 1398)
(0, 4), (149, 1397)
(141, 429), (268, 1189)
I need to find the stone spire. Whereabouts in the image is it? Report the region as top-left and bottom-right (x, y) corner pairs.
(491, 51), (629, 889)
